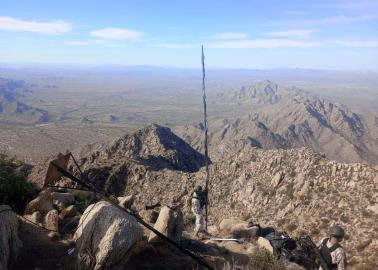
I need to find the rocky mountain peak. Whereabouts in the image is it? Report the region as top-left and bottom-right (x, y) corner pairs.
(101, 124), (206, 171)
(30, 124), (208, 194)
(176, 81), (378, 164)
(219, 79), (306, 106)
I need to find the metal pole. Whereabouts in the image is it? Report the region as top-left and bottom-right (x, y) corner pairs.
(201, 45), (210, 231)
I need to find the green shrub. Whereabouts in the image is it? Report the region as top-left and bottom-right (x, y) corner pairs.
(0, 155), (36, 214)
(285, 182), (295, 200)
(230, 201), (236, 209)
(70, 189), (95, 213)
(184, 213), (196, 226)
(288, 169), (296, 178)
(285, 223), (298, 232)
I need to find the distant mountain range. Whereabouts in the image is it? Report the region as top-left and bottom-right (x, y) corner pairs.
(0, 78), (48, 125)
(174, 80), (378, 164)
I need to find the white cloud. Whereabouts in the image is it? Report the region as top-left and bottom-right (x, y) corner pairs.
(90, 28), (144, 41)
(0, 16), (71, 34)
(210, 32), (249, 40)
(336, 40), (378, 47)
(207, 39), (323, 49)
(92, 39), (112, 44)
(161, 39), (323, 49)
(322, 15), (377, 24)
(160, 43), (199, 49)
(266, 29), (317, 38)
(63, 39), (128, 47)
(268, 14), (378, 26)
(63, 40), (88, 46)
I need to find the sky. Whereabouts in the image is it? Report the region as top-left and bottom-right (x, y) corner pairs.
(0, 0), (378, 70)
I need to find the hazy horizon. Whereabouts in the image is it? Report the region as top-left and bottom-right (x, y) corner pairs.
(1, 62), (378, 73)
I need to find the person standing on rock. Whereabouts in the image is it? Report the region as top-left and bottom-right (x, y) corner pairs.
(318, 225), (347, 270)
(191, 185), (207, 237)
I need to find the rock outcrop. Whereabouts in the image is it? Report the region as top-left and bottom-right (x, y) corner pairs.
(44, 210), (59, 232)
(117, 145), (377, 268)
(72, 124), (207, 195)
(117, 195), (134, 209)
(148, 206), (184, 243)
(0, 205), (22, 270)
(74, 201), (143, 270)
(219, 218), (259, 241)
(27, 124), (378, 268)
(51, 192), (75, 208)
(24, 190), (53, 215)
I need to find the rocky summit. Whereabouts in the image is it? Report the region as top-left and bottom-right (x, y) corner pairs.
(26, 124), (377, 269)
(75, 124), (207, 195)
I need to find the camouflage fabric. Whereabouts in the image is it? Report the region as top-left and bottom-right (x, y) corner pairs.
(319, 238), (347, 270)
(191, 191), (204, 233)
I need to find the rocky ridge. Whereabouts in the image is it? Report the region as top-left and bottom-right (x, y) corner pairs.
(72, 124), (207, 195)
(174, 80), (378, 165)
(114, 146), (377, 268)
(27, 124), (378, 269)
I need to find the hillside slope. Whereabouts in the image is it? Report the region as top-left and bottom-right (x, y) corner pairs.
(0, 78), (48, 124)
(28, 124), (378, 268)
(174, 80), (378, 164)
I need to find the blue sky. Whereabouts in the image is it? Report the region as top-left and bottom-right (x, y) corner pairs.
(0, 0), (378, 70)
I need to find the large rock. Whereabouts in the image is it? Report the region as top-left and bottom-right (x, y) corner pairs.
(148, 206), (183, 243)
(24, 190), (53, 215)
(73, 201), (143, 270)
(51, 192), (75, 207)
(223, 241), (246, 254)
(0, 205), (22, 270)
(219, 218), (258, 240)
(367, 204), (378, 215)
(24, 211), (42, 224)
(257, 237), (274, 254)
(117, 195), (134, 209)
(219, 218), (244, 234)
(44, 210), (59, 232)
(230, 223), (259, 241)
